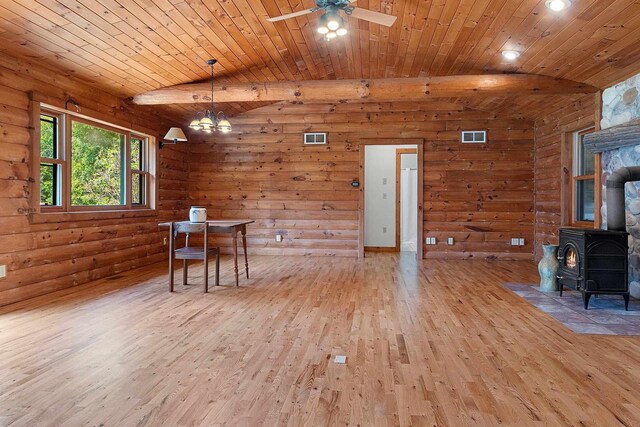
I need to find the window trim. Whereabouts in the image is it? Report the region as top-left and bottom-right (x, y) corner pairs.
(31, 102), (157, 216)
(572, 128), (596, 225)
(38, 111), (65, 209)
(130, 134), (150, 207)
(561, 126), (597, 228)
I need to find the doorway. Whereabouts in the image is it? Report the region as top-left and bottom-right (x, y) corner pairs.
(359, 140), (423, 259)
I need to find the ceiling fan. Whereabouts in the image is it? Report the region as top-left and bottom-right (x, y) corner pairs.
(267, 0), (396, 40)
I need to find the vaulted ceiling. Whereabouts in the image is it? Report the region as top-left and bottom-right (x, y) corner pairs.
(0, 0), (639, 120)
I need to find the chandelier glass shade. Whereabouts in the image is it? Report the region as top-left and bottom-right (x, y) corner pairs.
(189, 111), (231, 134)
(189, 59), (232, 134)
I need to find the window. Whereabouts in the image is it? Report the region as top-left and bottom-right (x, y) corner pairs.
(36, 105), (154, 212)
(130, 135), (149, 205)
(573, 128), (595, 223)
(39, 113), (63, 207)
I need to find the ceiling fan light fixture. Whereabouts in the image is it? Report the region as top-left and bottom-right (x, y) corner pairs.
(327, 16), (342, 31)
(501, 50), (521, 61)
(189, 119), (201, 129)
(545, 0), (571, 11)
(269, 3), (397, 32)
(317, 25), (329, 34)
(336, 28), (348, 36)
(326, 31), (337, 40)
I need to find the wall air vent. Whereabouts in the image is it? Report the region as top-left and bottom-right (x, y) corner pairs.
(461, 131), (487, 144)
(304, 132), (327, 145)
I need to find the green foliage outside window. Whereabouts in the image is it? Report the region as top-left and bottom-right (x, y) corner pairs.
(71, 122), (125, 206)
(40, 164), (55, 206)
(40, 115), (57, 206)
(40, 116), (55, 158)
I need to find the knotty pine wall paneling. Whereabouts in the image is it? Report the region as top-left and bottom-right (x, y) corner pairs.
(0, 52), (188, 306)
(533, 95), (596, 260)
(187, 101), (535, 260)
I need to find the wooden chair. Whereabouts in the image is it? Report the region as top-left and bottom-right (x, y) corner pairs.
(168, 222), (220, 292)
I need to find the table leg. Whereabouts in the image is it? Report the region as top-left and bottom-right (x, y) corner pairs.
(168, 223), (174, 292)
(182, 260), (188, 285)
(233, 230), (239, 287)
(242, 225), (249, 279)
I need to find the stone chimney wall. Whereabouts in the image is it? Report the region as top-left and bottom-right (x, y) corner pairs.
(602, 74), (640, 129)
(600, 71), (640, 297)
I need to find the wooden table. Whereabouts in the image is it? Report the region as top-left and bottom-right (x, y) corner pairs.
(160, 220), (254, 286)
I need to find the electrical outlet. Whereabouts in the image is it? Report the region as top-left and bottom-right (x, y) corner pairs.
(382, 192), (387, 200)
(447, 237), (454, 245)
(519, 238), (525, 246)
(511, 238), (518, 246)
(382, 178), (387, 185)
(334, 355), (347, 364)
(276, 234), (283, 242)
(426, 237), (437, 245)
(0, 265), (6, 279)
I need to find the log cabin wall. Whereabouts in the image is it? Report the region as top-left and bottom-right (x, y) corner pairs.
(187, 101), (535, 260)
(533, 95), (596, 260)
(0, 53), (189, 306)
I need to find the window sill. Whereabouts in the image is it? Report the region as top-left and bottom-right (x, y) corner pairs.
(30, 209), (158, 224)
(571, 221), (596, 229)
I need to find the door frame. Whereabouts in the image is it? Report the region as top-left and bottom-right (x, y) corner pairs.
(396, 148), (418, 253)
(358, 139), (424, 259)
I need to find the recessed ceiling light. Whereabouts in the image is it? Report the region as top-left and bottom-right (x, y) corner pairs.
(545, 0), (571, 12)
(502, 50), (521, 61)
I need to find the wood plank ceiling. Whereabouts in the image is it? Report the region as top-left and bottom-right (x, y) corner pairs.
(0, 0), (639, 121)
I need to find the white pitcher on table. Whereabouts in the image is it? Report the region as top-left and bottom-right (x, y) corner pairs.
(189, 206), (207, 223)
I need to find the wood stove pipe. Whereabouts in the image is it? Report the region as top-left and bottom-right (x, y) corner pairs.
(606, 166), (640, 231)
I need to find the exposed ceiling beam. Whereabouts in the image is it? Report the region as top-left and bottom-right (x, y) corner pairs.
(130, 74), (598, 105)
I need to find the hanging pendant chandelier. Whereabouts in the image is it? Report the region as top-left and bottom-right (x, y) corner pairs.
(188, 59), (232, 134)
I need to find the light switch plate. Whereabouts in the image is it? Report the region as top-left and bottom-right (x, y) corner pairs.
(447, 237), (454, 245)
(0, 265), (5, 279)
(334, 355), (347, 364)
(276, 234), (283, 242)
(519, 238), (525, 246)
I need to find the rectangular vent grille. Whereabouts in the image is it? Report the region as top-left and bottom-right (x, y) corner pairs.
(461, 131), (487, 144)
(304, 132), (327, 145)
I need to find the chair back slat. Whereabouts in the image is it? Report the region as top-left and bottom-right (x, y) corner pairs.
(173, 222), (206, 234)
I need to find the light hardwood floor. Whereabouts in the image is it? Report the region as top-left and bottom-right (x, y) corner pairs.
(1, 254), (639, 426)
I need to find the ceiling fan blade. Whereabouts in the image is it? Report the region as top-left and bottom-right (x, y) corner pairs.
(349, 7), (397, 27)
(266, 9), (315, 22)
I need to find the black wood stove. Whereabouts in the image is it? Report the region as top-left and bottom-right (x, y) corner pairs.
(557, 227), (630, 310)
